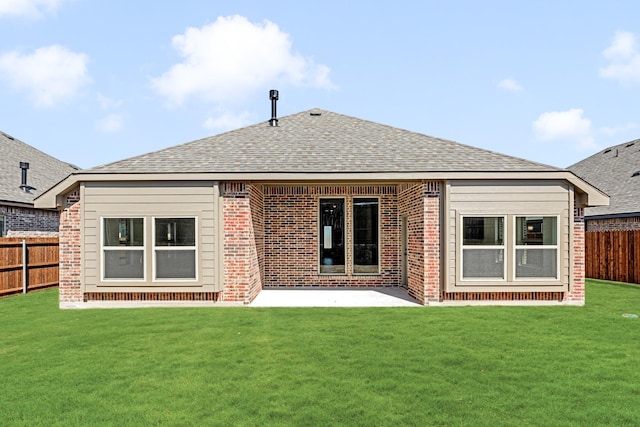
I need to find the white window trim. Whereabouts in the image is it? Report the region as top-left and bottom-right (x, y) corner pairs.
(460, 215), (507, 282)
(352, 196), (381, 275)
(513, 215), (560, 281)
(152, 216), (198, 282)
(101, 216), (146, 282)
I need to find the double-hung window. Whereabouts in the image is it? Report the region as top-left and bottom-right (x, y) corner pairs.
(102, 216), (197, 282)
(154, 218), (197, 280)
(103, 218), (145, 280)
(515, 216), (558, 279)
(461, 216), (505, 280)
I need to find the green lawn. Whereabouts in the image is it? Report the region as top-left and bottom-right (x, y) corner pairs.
(1, 280), (639, 426)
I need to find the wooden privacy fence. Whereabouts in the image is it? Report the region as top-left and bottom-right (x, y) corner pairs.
(585, 230), (640, 284)
(0, 238), (59, 297)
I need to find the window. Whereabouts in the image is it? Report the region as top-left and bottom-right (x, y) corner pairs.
(353, 198), (379, 274)
(461, 216), (505, 279)
(103, 218), (145, 280)
(154, 218), (197, 280)
(319, 199), (345, 274)
(0, 215), (5, 237)
(515, 216), (558, 279)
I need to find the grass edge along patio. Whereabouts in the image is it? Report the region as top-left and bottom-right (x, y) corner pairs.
(35, 98), (608, 308)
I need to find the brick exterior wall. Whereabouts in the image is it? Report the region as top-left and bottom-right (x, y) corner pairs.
(263, 184), (401, 289)
(1, 205), (59, 237)
(586, 216), (640, 231)
(58, 190), (82, 305)
(565, 206), (585, 304)
(221, 182), (263, 304)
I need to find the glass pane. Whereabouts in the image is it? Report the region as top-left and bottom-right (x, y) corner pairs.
(104, 218), (144, 247)
(104, 250), (144, 279)
(155, 218), (195, 246)
(353, 198), (379, 274)
(156, 250), (196, 279)
(462, 249), (504, 279)
(516, 249), (557, 278)
(0, 215), (5, 237)
(516, 217), (557, 245)
(463, 217), (503, 246)
(319, 199), (345, 274)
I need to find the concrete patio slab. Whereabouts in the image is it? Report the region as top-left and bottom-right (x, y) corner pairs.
(250, 287), (422, 307)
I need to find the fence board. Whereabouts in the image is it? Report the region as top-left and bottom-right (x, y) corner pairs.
(0, 238), (59, 297)
(585, 230), (640, 284)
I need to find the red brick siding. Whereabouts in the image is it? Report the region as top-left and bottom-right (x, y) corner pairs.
(59, 190), (82, 305)
(84, 292), (219, 301)
(586, 216), (640, 231)
(263, 185), (400, 287)
(1, 205), (59, 237)
(565, 206), (585, 303)
(397, 181), (442, 304)
(221, 182), (263, 304)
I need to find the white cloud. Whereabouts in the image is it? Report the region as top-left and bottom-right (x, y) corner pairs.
(97, 93), (124, 109)
(497, 77), (523, 92)
(0, 45), (90, 107)
(151, 15), (336, 106)
(97, 114), (124, 133)
(533, 108), (596, 150)
(0, 0), (63, 19)
(599, 122), (638, 137)
(204, 111), (251, 131)
(599, 31), (640, 84)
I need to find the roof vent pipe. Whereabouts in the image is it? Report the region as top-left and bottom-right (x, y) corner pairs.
(269, 89), (279, 127)
(19, 162), (29, 191)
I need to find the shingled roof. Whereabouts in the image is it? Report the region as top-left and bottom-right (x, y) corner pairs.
(89, 109), (560, 174)
(569, 138), (640, 218)
(0, 131), (79, 206)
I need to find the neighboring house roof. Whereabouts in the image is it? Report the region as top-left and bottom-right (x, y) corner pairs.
(89, 109), (561, 174)
(569, 138), (640, 218)
(35, 108), (608, 209)
(0, 131), (79, 206)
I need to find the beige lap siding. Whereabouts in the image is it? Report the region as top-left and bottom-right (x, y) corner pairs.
(81, 181), (219, 294)
(445, 180), (584, 304)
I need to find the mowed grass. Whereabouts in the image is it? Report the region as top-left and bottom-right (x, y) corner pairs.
(1, 280), (639, 426)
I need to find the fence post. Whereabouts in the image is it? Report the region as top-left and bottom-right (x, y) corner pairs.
(22, 239), (27, 294)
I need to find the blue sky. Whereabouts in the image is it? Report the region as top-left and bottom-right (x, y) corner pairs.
(1, 0), (639, 169)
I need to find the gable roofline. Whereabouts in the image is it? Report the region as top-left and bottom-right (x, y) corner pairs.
(34, 170), (609, 209)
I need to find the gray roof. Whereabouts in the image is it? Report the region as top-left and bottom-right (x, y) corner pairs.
(90, 109), (561, 174)
(569, 138), (640, 217)
(0, 131), (79, 206)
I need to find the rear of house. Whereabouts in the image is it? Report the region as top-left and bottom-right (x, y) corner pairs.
(36, 108), (607, 307)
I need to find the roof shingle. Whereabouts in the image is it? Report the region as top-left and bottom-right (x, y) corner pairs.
(0, 131), (79, 205)
(89, 109), (560, 174)
(569, 138), (640, 217)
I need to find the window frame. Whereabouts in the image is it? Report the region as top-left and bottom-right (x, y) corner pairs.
(152, 216), (198, 282)
(0, 215), (6, 237)
(513, 215), (560, 281)
(460, 215), (507, 281)
(318, 197), (347, 275)
(101, 216), (146, 282)
(352, 196), (381, 275)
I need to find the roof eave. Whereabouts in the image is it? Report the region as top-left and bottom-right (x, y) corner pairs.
(35, 170), (610, 209)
